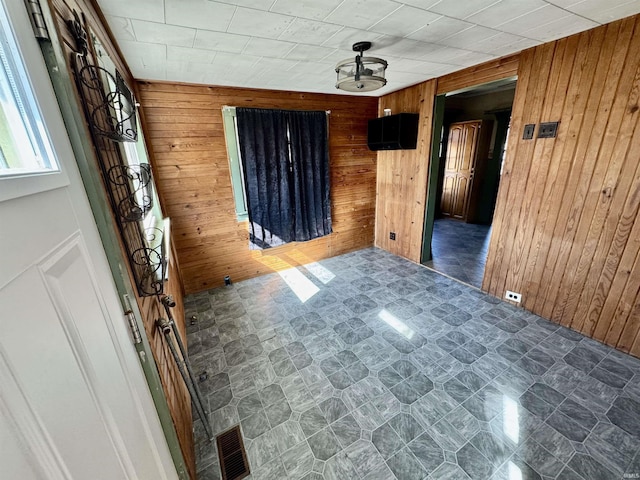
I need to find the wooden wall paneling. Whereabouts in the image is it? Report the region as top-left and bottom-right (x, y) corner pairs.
(483, 14), (640, 356)
(546, 19), (632, 325)
(570, 23), (640, 335)
(527, 30), (605, 318)
(595, 173), (640, 345)
(436, 54), (519, 95)
(521, 31), (594, 312)
(535, 24), (621, 320)
(597, 122), (640, 346)
(493, 26), (608, 307)
(484, 44), (556, 294)
(47, 1), (194, 476)
(138, 82), (378, 293)
(500, 38), (574, 301)
(375, 81), (436, 262)
(481, 50), (534, 292)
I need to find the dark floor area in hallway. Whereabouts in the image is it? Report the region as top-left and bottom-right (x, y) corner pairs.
(424, 218), (492, 288)
(185, 247), (640, 480)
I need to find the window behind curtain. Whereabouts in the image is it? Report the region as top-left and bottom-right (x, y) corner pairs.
(234, 107), (331, 250)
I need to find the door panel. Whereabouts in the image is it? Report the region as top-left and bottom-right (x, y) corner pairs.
(441, 175), (456, 217)
(440, 121), (481, 221)
(0, 0), (177, 477)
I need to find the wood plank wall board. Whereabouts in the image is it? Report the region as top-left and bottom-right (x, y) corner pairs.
(375, 80), (436, 262)
(47, 1), (194, 476)
(436, 53), (520, 95)
(487, 42), (558, 299)
(137, 82), (378, 294)
(482, 14), (640, 356)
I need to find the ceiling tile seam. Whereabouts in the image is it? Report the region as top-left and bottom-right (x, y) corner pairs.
(460, 0), (503, 21)
(436, 25), (504, 46)
(361, 3), (404, 32)
(391, 17), (444, 39)
(543, 0), (606, 24)
(224, 4), (238, 34)
(491, 4), (570, 33)
(366, 10), (541, 43)
(153, 3), (535, 53)
(320, 0), (347, 24)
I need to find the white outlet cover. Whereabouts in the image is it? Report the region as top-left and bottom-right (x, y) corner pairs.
(505, 290), (522, 303)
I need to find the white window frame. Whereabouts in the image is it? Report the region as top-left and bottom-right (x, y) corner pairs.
(222, 106), (249, 222)
(0, 0), (69, 202)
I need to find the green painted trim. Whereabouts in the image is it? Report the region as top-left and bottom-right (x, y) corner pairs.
(421, 94), (446, 264)
(222, 107), (248, 222)
(34, 3), (189, 479)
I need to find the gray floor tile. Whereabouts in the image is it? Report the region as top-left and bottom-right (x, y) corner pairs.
(248, 429), (280, 469)
(299, 406), (328, 437)
(390, 380), (422, 404)
(372, 421), (404, 459)
(344, 439), (386, 477)
(388, 447), (428, 480)
(457, 442), (494, 480)
(272, 420), (305, 454)
(430, 461), (472, 479)
(187, 247), (640, 480)
(546, 411), (590, 442)
(517, 438), (565, 477)
(469, 431), (512, 467)
(568, 453), (615, 479)
(408, 431), (445, 473)
(324, 451), (359, 480)
(237, 392), (263, 420)
(281, 441), (314, 478)
(264, 400), (291, 428)
(331, 413), (361, 449)
(241, 410), (270, 439)
(308, 427), (341, 460)
(388, 412), (424, 443)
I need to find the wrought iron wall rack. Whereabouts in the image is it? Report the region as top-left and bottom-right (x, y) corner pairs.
(68, 13), (165, 297)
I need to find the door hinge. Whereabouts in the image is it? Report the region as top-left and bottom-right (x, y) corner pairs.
(24, 0), (50, 40)
(123, 294), (142, 345)
(125, 309), (142, 344)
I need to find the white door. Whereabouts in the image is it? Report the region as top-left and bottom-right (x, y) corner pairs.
(0, 1), (178, 479)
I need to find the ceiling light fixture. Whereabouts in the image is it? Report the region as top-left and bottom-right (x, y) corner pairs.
(335, 41), (387, 93)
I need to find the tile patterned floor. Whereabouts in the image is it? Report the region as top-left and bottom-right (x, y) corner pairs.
(424, 219), (492, 288)
(186, 247), (640, 480)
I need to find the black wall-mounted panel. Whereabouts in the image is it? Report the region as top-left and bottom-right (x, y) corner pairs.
(538, 121), (559, 138)
(523, 124), (535, 140)
(368, 113), (419, 151)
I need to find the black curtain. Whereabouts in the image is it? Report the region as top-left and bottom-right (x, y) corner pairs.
(236, 108), (292, 248)
(288, 110), (332, 241)
(236, 107), (332, 249)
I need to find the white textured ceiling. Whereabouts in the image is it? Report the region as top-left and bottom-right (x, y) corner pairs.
(97, 0), (640, 96)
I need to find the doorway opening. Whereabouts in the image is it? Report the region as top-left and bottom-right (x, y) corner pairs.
(421, 77), (516, 288)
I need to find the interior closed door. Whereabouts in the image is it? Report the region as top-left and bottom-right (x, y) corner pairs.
(440, 121), (481, 220)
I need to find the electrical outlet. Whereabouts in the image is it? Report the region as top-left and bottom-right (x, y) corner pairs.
(523, 124), (535, 140)
(538, 121), (559, 138)
(389, 232), (396, 241)
(505, 290), (522, 303)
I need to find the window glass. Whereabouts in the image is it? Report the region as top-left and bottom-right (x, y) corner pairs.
(0, 4), (58, 177)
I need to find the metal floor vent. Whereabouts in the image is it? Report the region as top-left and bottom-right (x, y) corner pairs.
(216, 426), (250, 480)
